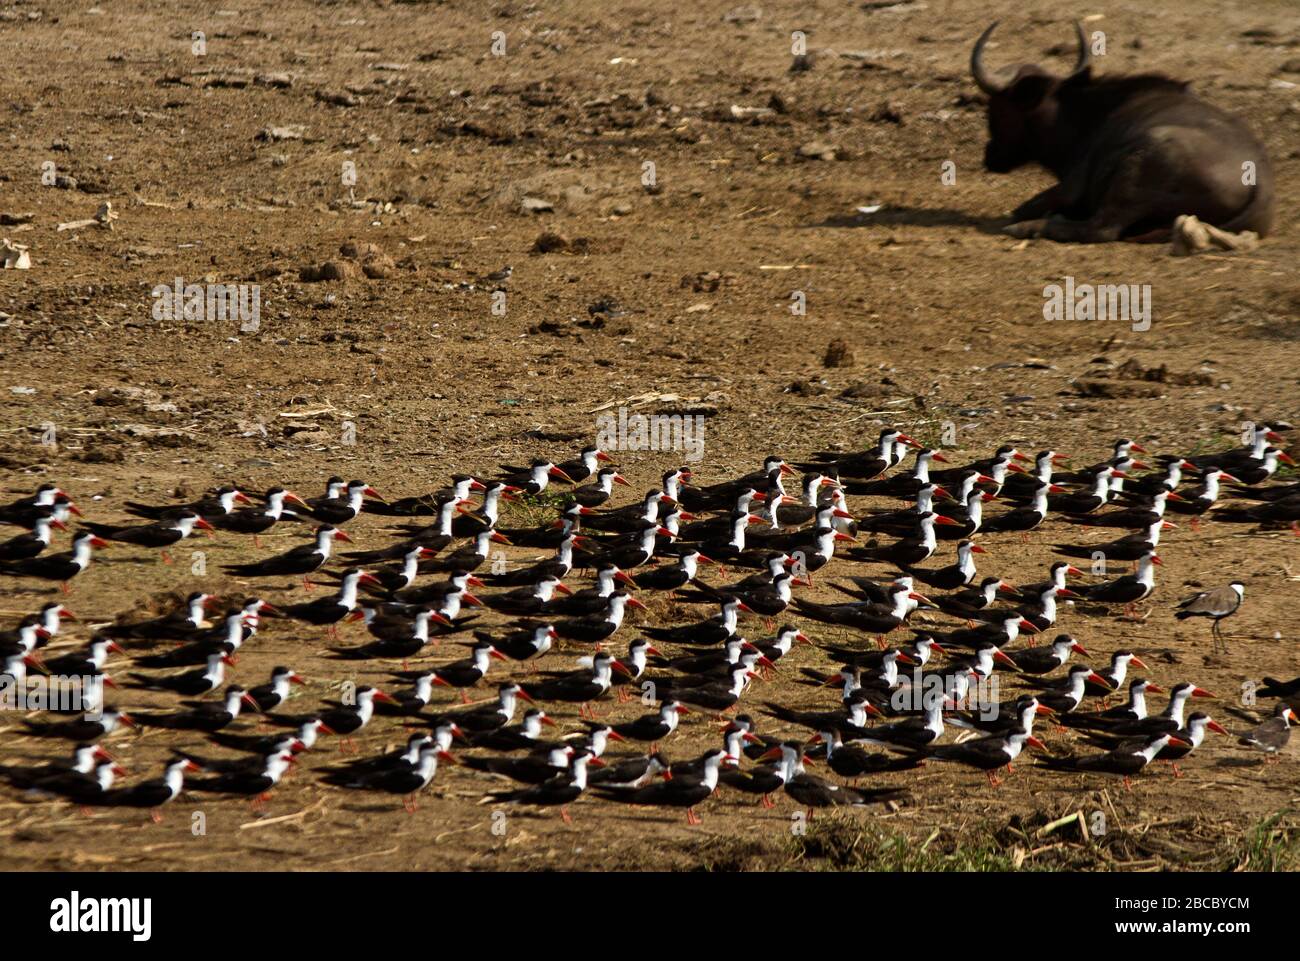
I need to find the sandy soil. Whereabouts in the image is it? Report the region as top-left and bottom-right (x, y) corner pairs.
(0, 0), (1297, 871)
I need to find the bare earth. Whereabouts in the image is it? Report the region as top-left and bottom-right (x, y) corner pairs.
(0, 0), (1297, 871)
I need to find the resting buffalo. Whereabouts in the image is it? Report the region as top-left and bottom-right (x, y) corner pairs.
(971, 21), (1273, 242)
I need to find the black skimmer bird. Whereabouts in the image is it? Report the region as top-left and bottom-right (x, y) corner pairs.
(928, 730), (1045, 786)
(684, 571), (802, 622)
(346, 495), (463, 562)
(982, 483), (1059, 537)
(246, 666), (306, 712)
(485, 747), (596, 823)
(795, 583), (927, 638)
(1257, 676), (1300, 714)
(364, 474), (484, 517)
(1061, 678), (1161, 730)
(426, 681), (532, 734)
(555, 447), (613, 484)
(1049, 467), (1122, 516)
(1034, 664), (1110, 715)
(124, 485), (251, 521)
(212, 718), (325, 756)
(588, 752), (672, 789)
(20, 708), (133, 741)
(855, 483), (949, 536)
(83, 509), (213, 561)
(594, 747), (731, 824)
(498, 459), (574, 494)
(572, 467), (631, 507)
(553, 591), (645, 643)
(928, 612), (1037, 652)
(212, 488), (312, 543)
(933, 576), (1018, 619)
(0, 743), (114, 789)
(578, 488), (672, 535)
(419, 529), (511, 576)
(764, 692), (882, 740)
(0, 484), (82, 525)
(40, 637), (123, 677)
(328, 546), (433, 596)
(643, 595), (747, 646)
(1080, 712), (1228, 776)
(0, 513), (65, 561)
(808, 730), (926, 778)
(98, 758), (201, 821)
(221, 525), (348, 589)
(303, 479), (383, 524)
(306, 686), (396, 749)
(667, 663), (757, 713)
(102, 591), (215, 642)
(525, 651), (630, 717)
(319, 728), (453, 784)
(468, 709), (555, 751)
(282, 568), (382, 632)
(848, 512), (957, 568)
(427, 641), (505, 698)
(1086, 650), (1150, 696)
(932, 489), (994, 541)
(1175, 581), (1244, 652)
(1214, 447), (1294, 486)
(1038, 732), (1188, 789)
(13, 758), (123, 804)
(1236, 704), (1296, 760)
(474, 622), (557, 661)
(134, 686), (257, 732)
(904, 539), (984, 590)
(1161, 468), (1236, 527)
(127, 652), (231, 696)
(800, 429), (917, 480)
(1084, 682), (1214, 737)
(481, 575), (572, 616)
(1006, 634), (1087, 674)
(851, 448), (952, 498)
(342, 744), (455, 811)
(1052, 519), (1170, 563)
(188, 748), (295, 806)
(857, 697), (946, 751)
(0, 531), (107, 592)
(611, 700), (689, 744)
(1072, 489), (1182, 530)
(131, 609), (249, 668)
(1077, 550), (1160, 614)
(447, 481), (516, 538)
(481, 533), (579, 589)
(764, 742), (908, 813)
(0, 616), (50, 660)
(545, 563), (638, 615)
(462, 744), (577, 784)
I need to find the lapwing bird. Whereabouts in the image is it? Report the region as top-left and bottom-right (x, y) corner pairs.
(1174, 581), (1244, 653)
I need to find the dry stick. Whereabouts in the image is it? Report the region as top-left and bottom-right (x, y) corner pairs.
(238, 796), (326, 831)
(323, 844), (399, 866)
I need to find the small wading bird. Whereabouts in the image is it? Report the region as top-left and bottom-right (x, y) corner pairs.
(1174, 581), (1244, 653)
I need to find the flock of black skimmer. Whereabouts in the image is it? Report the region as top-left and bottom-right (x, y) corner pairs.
(0, 426), (1296, 824)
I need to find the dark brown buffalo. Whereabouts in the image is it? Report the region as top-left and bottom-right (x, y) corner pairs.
(971, 21), (1273, 242)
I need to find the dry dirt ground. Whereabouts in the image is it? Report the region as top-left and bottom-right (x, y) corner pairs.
(0, 0), (1298, 871)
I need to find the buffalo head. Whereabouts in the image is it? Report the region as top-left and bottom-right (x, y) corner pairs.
(971, 20), (1092, 173)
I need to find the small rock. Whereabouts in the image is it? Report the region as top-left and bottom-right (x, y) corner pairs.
(521, 196), (554, 214)
(533, 231), (569, 253)
(823, 338), (854, 368)
(798, 140), (839, 161)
